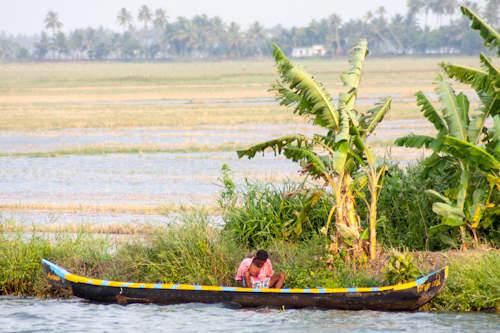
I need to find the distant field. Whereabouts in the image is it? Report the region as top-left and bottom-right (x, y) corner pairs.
(0, 56), (482, 130)
(0, 56), (484, 228)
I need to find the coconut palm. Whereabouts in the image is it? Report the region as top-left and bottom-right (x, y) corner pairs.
(485, 0), (500, 28)
(51, 31), (68, 59)
(33, 31), (50, 59)
(407, 0), (426, 19)
(116, 8), (133, 32)
(44, 11), (62, 35)
(154, 9), (168, 30)
(138, 5), (153, 30)
(227, 22), (244, 58)
(68, 29), (84, 59)
(328, 14), (343, 55)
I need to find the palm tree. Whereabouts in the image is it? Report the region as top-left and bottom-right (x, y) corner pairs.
(33, 31), (50, 59)
(227, 22), (244, 58)
(246, 21), (267, 56)
(427, 0), (447, 27)
(327, 14), (343, 55)
(44, 11), (62, 35)
(51, 31), (68, 59)
(116, 8), (133, 32)
(407, 0), (426, 20)
(485, 0), (500, 28)
(68, 29), (84, 59)
(138, 5), (153, 30)
(443, 0), (459, 20)
(154, 9), (168, 30)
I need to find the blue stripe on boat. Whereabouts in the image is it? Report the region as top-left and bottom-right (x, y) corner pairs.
(281, 289), (290, 293)
(252, 288), (260, 292)
(121, 283), (131, 287)
(304, 289), (311, 293)
(101, 280), (110, 286)
(87, 280), (93, 284)
(371, 287), (379, 292)
(171, 284), (180, 290)
(194, 286), (202, 291)
(347, 288), (357, 293)
(222, 287), (236, 292)
(139, 284), (145, 288)
(153, 284), (162, 289)
(415, 276), (427, 285)
(318, 289), (326, 294)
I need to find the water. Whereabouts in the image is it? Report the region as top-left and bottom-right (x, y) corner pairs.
(1, 296), (499, 332)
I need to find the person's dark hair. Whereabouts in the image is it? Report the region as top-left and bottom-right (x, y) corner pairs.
(255, 250), (268, 261)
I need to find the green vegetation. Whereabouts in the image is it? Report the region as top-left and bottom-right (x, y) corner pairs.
(430, 251), (500, 311)
(238, 39), (391, 260)
(381, 249), (422, 285)
(396, 6), (500, 247)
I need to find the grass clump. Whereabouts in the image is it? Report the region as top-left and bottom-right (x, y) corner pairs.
(218, 164), (332, 247)
(117, 210), (241, 286)
(430, 250), (500, 311)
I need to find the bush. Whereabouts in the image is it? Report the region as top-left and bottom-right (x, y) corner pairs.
(218, 164), (332, 247)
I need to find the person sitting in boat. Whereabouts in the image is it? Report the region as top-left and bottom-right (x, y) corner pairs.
(235, 250), (285, 289)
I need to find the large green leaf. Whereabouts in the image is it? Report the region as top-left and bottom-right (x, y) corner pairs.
(394, 135), (444, 152)
(432, 202), (465, 220)
(237, 135), (309, 159)
(461, 5), (500, 55)
(434, 75), (468, 141)
(340, 39), (368, 109)
(469, 92), (500, 145)
(440, 61), (493, 95)
(428, 223), (453, 236)
(271, 44), (339, 130)
(479, 53), (500, 91)
(415, 91), (448, 139)
(443, 136), (500, 170)
(424, 189), (452, 205)
(283, 146), (329, 178)
(359, 99), (392, 139)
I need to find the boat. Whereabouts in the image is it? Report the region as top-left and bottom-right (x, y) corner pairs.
(42, 259), (447, 311)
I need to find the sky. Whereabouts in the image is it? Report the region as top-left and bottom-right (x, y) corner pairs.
(0, 0), (488, 36)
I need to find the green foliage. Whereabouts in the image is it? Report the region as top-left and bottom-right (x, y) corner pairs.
(238, 40), (391, 261)
(381, 249), (422, 285)
(430, 251), (500, 311)
(219, 164), (331, 247)
(396, 7), (500, 245)
(118, 210), (241, 286)
(0, 220), (116, 296)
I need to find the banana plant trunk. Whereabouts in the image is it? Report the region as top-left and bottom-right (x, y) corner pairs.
(369, 198), (377, 261)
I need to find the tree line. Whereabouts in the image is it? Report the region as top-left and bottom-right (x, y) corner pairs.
(1, 0), (499, 60)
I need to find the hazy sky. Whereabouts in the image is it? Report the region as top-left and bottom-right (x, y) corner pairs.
(0, 0), (488, 36)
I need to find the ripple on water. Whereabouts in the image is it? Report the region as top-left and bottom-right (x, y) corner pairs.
(1, 296), (500, 333)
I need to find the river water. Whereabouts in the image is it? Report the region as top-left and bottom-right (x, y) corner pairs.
(2, 296), (499, 332)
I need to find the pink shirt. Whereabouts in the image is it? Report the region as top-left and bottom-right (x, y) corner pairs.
(235, 258), (274, 282)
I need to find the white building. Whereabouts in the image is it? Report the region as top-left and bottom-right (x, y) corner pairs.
(291, 45), (327, 57)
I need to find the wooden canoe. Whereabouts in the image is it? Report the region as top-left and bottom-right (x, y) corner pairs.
(42, 259), (447, 311)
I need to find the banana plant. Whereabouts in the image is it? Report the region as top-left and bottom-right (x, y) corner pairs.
(237, 39), (391, 259)
(395, 6), (500, 245)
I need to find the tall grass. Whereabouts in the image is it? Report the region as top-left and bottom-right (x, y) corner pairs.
(116, 210), (242, 286)
(429, 251), (500, 311)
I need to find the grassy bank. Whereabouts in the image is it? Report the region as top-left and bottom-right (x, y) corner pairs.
(1, 213), (499, 311)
